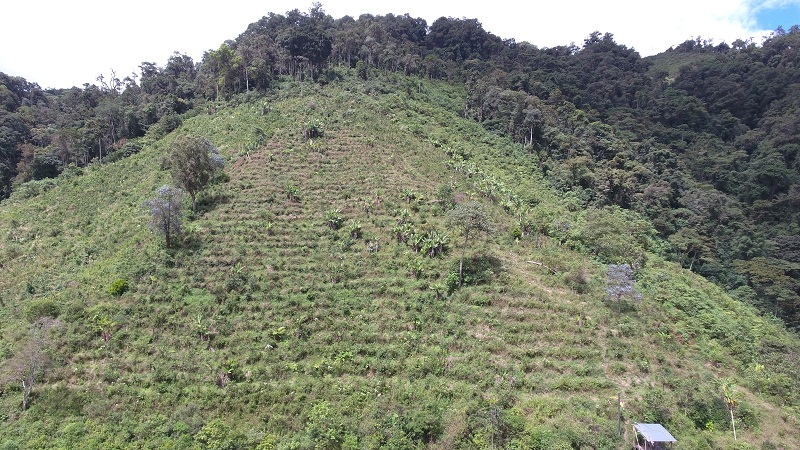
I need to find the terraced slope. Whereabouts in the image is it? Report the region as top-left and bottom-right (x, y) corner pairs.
(0, 75), (798, 449)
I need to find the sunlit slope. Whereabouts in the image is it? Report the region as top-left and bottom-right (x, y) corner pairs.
(0, 75), (798, 449)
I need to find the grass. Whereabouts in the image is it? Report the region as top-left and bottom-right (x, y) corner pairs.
(0, 71), (798, 449)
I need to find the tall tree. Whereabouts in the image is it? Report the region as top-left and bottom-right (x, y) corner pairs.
(144, 185), (184, 249)
(166, 134), (224, 211)
(447, 201), (492, 287)
(276, 3), (333, 79)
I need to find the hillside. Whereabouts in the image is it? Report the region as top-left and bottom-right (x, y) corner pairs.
(1, 73), (799, 449)
(4, 11), (800, 331)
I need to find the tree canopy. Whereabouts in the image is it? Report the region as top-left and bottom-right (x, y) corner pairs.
(166, 134), (224, 211)
(447, 201), (492, 287)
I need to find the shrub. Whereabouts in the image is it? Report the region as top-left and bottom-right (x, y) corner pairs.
(12, 178), (59, 200)
(194, 419), (244, 449)
(108, 279), (129, 297)
(446, 272), (460, 295)
(564, 266), (591, 294)
(23, 297), (60, 322)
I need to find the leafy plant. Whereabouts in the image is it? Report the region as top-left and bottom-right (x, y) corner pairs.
(325, 209), (343, 230)
(408, 258), (426, 279)
(285, 184), (301, 202)
(347, 219), (362, 239)
(421, 229), (449, 258)
(92, 315), (117, 343)
(303, 119), (323, 139)
(108, 278), (129, 296)
(402, 188), (418, 204)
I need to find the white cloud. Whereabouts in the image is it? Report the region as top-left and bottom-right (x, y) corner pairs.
(0, 0), (784, 89)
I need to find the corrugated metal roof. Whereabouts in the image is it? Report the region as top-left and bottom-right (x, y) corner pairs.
(634, 423), (677, 442)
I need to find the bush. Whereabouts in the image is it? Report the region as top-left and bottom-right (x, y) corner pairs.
(108, 279), (130, 296)
(446, 272), (460, 295)
(104, 140), (144, 163)
(564, 266), (591, 293)
(24, 297), (60, 321)
(11, 178), (59, 200)
(194, 419), (245, 450)
(149, 113), (183, 138)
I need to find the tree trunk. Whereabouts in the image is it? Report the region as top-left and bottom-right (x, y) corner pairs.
(459, 233), (468, 287)
(730, 408), (736, 440)
(22, 379), (30, 410)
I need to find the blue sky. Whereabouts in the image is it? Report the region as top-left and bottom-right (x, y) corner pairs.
(754, 1), (800, 29)
(1, 0), (798, 89)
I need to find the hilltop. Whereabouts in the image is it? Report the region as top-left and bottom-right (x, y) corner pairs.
(1, 72), (799, 449)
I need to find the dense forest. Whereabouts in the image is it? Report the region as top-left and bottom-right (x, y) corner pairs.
(2, 5), (798, 329)
(1, 5), (800, 448)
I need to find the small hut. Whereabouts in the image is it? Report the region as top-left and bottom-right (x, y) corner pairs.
(632, 423), (676, 450)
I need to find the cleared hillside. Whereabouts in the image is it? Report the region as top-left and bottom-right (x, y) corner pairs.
(1, 74), (798, 449)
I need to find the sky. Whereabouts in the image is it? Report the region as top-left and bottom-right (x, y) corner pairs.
(1, 0), (799, 89)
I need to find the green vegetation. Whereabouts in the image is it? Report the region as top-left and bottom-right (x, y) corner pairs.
(1, 6), (799, 449)
(144, 185), (185, 249)
(166, 134), (225, 211)
(107, 279), (129, 297)
(0, 70), (797, 449)
(447, 201), (493, 288)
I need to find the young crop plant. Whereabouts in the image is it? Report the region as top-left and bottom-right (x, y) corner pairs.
(92, 314), (117, 343)
(325, 209), (344, 230)
(408, 258), (426, 279)
(421, 230), (449, 258)
(285, 184), (301, 202)
(347, 219), (362, 239)
(402, 188), (419, 204)
(303, 119), (323, 139)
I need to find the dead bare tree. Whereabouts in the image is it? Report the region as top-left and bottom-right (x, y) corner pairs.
(1, 317), (60, 411)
